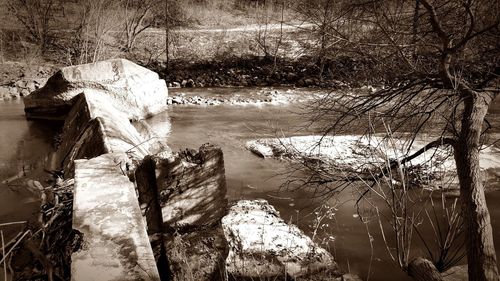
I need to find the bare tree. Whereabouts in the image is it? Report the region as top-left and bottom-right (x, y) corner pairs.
(68, 0), (123, 64)
(122, 0), (158, 52)
(295, 0), (348, 80)
(7, 0), (56, 52)
(295, 0), (500, 280)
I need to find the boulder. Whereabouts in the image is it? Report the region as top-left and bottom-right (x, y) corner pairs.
(8, 86), (19, 98)
(245, 139), (275, 158)
(222, 199), (338, 279)
(26, 81), (36, 92)
(0, 86), (9, 100)
(24, 59), (168, 121)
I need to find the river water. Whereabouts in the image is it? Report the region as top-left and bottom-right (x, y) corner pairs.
(1, 88), (500, 281)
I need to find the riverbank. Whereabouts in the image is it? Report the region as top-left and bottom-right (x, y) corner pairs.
(0, 54), (368, 101)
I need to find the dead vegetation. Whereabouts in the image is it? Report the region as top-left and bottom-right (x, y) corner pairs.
(0, 178), (82, 281)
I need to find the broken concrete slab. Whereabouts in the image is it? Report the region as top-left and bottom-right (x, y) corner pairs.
(222, 199), (339, 279)
(71, 153), (160, 281)
(135, 145), (229, 281)
(57, 92), (170, 178)
(24, 58), (168, 121)
(154, 144), (228, 231)
(135, 144), (228, 233)
(135, 154), (166, 235)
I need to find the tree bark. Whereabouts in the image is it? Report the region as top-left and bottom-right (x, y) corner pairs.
(455, 91), (499, 281)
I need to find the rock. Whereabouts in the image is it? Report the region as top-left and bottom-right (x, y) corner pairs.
(26, 81), (36, 92)
(443, 265), (467, 281)
(222, 199), (338, 279)
(71, 153), (161, 281)
(24, 59), (168, 121)
(245, 139), (276, 158)
(20, 89), (30, 97)
(171, 96), (183, 104)
(360, 85), (376, 93)
(33, 78), (47, 89)
(186, 78), (195, 87)
(14, 80), (26, 88)
(9, 86), (18, 96)
(342, 273), (364, 281)
(0, 86), (9, 100)
(172, 81), (181, 88)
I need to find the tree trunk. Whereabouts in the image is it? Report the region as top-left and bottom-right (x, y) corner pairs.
(455, 91), (499, 281)
(408, 257), (443, 281)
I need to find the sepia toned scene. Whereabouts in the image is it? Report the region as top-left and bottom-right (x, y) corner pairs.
(0, 0), (499, 280)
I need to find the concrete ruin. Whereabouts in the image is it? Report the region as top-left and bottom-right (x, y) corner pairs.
(24, 59), (171, 281)
(25, 58), (345, 281)
(25, 58), (230, 281)
(72, 153), (160, 281)
(138, 145), (228, 231)
(24, 58), (168, 121)
(135, 145), (229, 281)
(55, 92), (168, 178)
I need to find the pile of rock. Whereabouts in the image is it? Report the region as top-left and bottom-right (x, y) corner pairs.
(166, 90), (298, 106)
(0, 78), (47, 100)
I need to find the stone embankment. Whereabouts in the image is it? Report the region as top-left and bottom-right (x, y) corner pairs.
(24, 58), (352, 281)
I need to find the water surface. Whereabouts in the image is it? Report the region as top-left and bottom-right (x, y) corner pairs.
(1, 88), (499, 281)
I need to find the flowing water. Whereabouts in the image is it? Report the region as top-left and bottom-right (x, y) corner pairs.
(1, 88), (500, 281)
